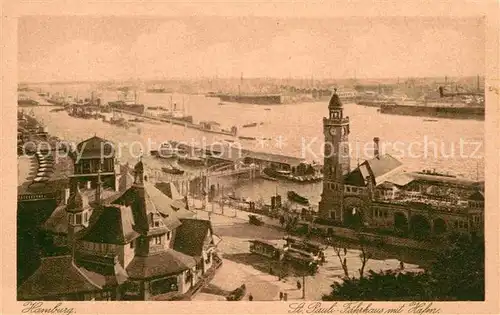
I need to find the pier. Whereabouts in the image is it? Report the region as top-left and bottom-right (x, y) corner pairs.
(113, 108), (237, 137)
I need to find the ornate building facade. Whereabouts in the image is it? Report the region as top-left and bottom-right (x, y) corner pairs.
(317, 91), (484, 240)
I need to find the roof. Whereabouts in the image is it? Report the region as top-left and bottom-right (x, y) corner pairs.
(66, 186), (89, 213)
(173, 219), (213, 257)
(74, 136), (114, 160)
(41, 188), (121, 235)
(143, 181), (195, 219)
(328, 90), (343, 108)
(344, 168), (366, 186)
(468, 190), (484, 201)
(18, 256), (100, 300)
(126, 249), (196, 279)
(364, 154), (403, 181)
(77, 263), (128, 288)
(243, 150), (305, 167)
(79, 205), (140, 245)
(380, 172), (415, 187)
(112, 181), (187, 233)
(155, 182), (182, 200)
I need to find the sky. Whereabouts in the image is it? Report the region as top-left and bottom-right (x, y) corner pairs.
(18, 16), (485, 82)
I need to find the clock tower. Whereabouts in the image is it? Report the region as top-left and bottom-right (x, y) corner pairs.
(318, 89), (350, 220)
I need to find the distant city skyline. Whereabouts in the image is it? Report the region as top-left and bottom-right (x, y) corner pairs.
(18, 16), (485, 83)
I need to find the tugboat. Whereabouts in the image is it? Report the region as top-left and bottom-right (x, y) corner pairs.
(242, 122), (258, 128)
(287, 191), (309, 205)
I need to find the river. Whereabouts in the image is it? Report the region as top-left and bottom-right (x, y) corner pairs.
(26, 84), (484, 206)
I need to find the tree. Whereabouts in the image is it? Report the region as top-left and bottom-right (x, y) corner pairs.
(328, 235), (372, 279)
(322, 233), (484, 301)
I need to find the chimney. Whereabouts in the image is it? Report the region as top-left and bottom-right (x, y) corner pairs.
(373, 137), (380, 159)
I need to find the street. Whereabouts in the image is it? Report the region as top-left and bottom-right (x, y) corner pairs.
(191, 201), (423, 301)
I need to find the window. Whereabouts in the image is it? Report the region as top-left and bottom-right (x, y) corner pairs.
(68, 213), (74, 224)
(185, 270), (193, 284)
(154, 236), (162, 245)
(166, 231), (171, 240)
(130, 241), (134, 249)
(75, 213), (82, 225)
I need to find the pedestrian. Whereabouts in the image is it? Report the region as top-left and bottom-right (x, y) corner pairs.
(279, 292), (283, 301)
(296, 280), (302, 290)
(400, 261), (405, 270)
(248, 293), (253, 301)
(269, 266), (274, 275)
(283, 292), (288, 301)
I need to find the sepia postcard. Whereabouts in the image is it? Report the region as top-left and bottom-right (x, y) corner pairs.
(1, 0), (499, 314)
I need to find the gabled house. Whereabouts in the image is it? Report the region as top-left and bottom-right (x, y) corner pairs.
(19, 156), (221, 301)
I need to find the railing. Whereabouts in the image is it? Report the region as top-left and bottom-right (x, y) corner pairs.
(207, 164), (260, 178)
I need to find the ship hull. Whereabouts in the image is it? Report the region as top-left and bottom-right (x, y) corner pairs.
(219, 94), (282, 105)
(380, 104), (485, 120)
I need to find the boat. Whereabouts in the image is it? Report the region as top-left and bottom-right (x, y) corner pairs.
(161, 166), (184, 175)
(380, 101), (485, 120)
(242, 122), (258, 128)
(238, 136), (256, 140)
(423, 119), (438, 122)
(218, 93), (283, 105)
(146, 84), (169, 93)
(264, 108), (271, 111)
(287, 191), (309, 205)
(218, 102), (225, 105)
(155, 144), (180, 159)
(108, 101), (145, 115)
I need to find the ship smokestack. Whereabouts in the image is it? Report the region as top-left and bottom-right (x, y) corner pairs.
(373, 137), (380, 159)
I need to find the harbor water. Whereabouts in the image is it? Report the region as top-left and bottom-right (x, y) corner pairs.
(28, 84), (484, 205)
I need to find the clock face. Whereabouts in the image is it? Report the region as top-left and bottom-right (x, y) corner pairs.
(329, 127), (337, 136)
